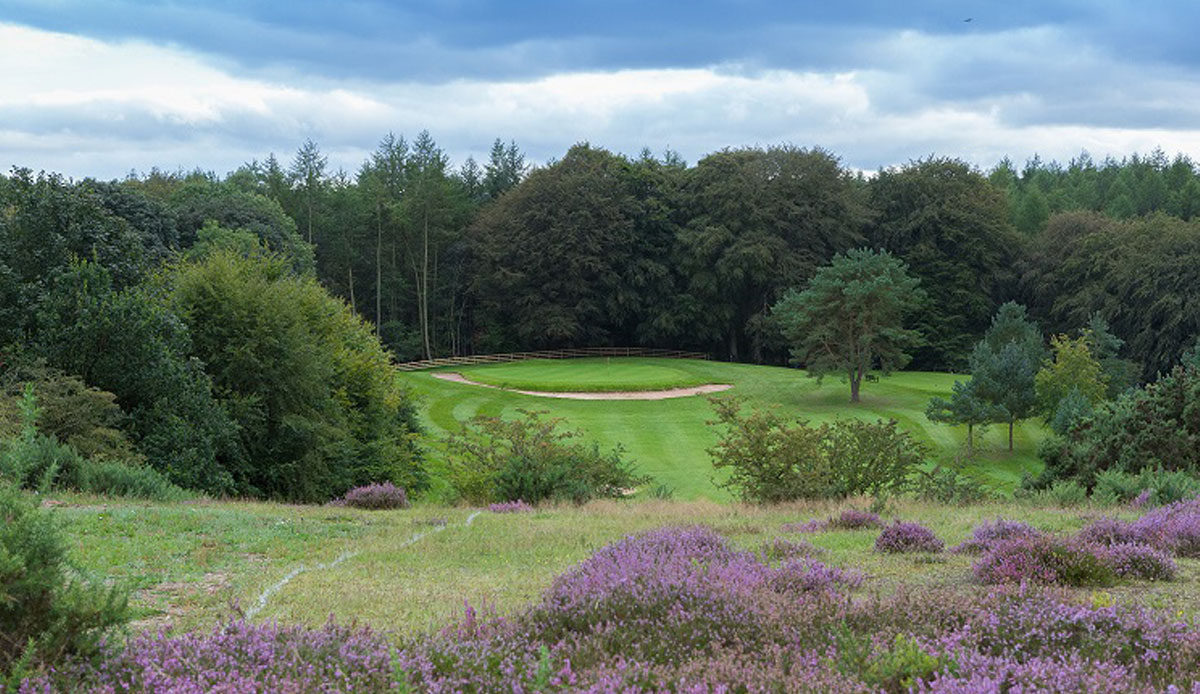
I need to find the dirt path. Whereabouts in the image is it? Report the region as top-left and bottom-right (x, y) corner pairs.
(431, 372), (732, 400)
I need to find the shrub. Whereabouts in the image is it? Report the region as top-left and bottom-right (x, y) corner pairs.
(1077, 516), (1142, 546)
(0, 482), (128, 684)
(828, 509), (882, 530)
(709, 398), (926, 503)
(71, 458), (190, 501)
(1018, 479), (1089, 506)
(1092, 468), (1200, 507)
(171, 251), (423, 502)
(336, 482), (409, 510)
(973, 536), (1115, 587)
(874, 522), (944, 554)
(1034, 362), (1200, 488)
(951, 518), (1041, 554)
(488, 500), (534, 514)
(1130, 498), (1200, 557)
(445, 410), (647, 505)
(1097, 543), (1176, 581)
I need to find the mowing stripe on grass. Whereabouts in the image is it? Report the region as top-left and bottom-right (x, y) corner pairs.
(246, 510), (484, 620)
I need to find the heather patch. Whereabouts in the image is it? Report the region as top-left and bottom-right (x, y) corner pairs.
(951, 517), (1041, 554)
(875, 521), (944, 554)
(973, 536), (1115, 587)
(336, 482), (410, 510)
(24, 525), (1200, 692)
(488, 500), (535, 513)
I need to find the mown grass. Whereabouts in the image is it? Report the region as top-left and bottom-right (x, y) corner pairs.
(458, 358), (713, 392)
(54, 495), (1199, 638)
(402, 358), (1047, 500)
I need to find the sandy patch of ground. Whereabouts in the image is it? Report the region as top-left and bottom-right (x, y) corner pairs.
(431, 372), (732, 400)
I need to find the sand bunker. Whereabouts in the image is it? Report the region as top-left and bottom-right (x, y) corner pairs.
(432, 372), (732, 400)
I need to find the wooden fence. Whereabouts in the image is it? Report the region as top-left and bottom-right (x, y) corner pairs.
(395, 347), (710, 372)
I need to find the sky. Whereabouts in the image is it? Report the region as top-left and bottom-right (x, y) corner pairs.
(3, 1), (1200, 179)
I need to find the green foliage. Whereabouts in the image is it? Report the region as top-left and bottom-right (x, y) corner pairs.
(444, 410), (647, 504)
(1049, 387), (1094, 436)
(680, 145), (868, 361)
(0, 169), (161, 346)
(1091, 468), (1200, 507)
(171, 250), (423, 502)
(167, 177), (315, 273)
(867, 157), (1019, 370)
(970, 305), (1044, 450)
(1035, 363), (1200, 487)
(1085, 313), (1138, 398)
(0, 482), (129, 682)
(0, 386), (187, 501)
(32, 261), (240, 494)
(864, 633), (956, 693)
(1023, 211), (1200, 376)
(708, 398), (926, 503)
(773, 248), (925, 402)
(1035, 334), (1108, 418)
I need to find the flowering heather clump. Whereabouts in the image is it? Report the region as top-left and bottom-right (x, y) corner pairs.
(951, 518), (1041, 554)
(1131, 497), (1200, 557)
(759, 537), (823, 561)
(1078, 516), (1143, 546)
(488, 499), (534, 513)
(973, 536), (1115, 587)
(338, 482), (409, 510)
(44, 619), (396, 692)
(875, 522), (944, 554)
(768, 558), (863, 594)
(1098, 542), (1177, 581)
(828, 509), (883, 530)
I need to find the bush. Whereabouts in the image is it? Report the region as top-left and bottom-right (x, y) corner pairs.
(1097, 543), (1176, 581)
(973, 536), (1115, 587)
(336, 482), (409, 510)
(951, 518), (1041, 554)
(488, 500), (535, 514)
(445, 410), (648, 505)
(1018, 479), (1089, 507)
(874, 522), (944, 554)
(709, 398), (926, 503)
(1034, 363), (1200, 488)
(0, 482), (129, 683)
(0, 387), (187, 501)
(1092, 468), (1200, 507)
(171, 251), (424, 502)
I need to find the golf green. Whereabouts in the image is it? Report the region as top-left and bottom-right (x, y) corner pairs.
(400, 358), (1045, 500)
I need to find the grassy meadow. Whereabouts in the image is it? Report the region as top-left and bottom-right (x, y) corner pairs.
(402, 357), (1047, 499)
(53, 494), (1200, 638)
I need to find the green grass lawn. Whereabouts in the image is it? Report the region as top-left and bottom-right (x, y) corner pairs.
(402, 358), (1047, 500)
(53, 495), (1200, 637)
(458, 358), (712, 392)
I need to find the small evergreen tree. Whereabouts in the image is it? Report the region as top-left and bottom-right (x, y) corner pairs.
(1035, 334), (1108, 418)
(925, 379), (1005, 454)
(773, 249), (925, 403)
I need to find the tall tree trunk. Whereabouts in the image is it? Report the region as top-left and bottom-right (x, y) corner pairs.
(850, 368), (861, 403)
(421, 206), (432, 360)
(347, 264), (356, 312)
(1008, 420), (1015, 451)
(967, 423), (974, 454)
(375, 206), (383, 336)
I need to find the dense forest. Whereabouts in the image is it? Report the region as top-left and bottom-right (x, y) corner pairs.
(3, 135), (1200, 501)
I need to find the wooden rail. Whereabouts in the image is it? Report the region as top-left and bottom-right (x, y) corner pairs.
(395, 347), (710, 372)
